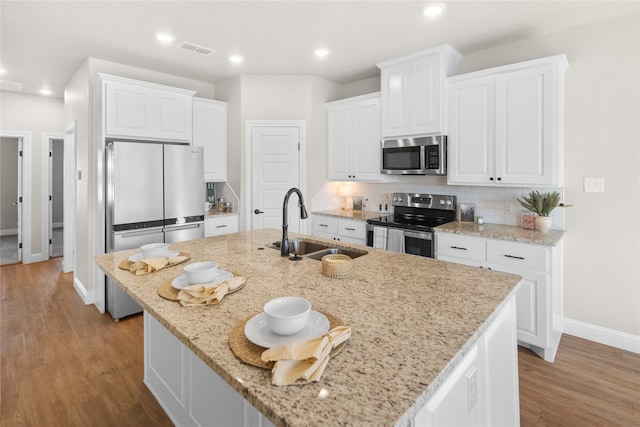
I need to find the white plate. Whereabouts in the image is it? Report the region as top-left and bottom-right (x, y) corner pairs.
(244, 310), (329, 348)
(171, 269), (234, 290)
(128, 250), (179, 262)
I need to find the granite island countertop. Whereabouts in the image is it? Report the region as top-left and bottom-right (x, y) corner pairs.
(312, 209), (389, 221)
(436, 221), (565, 246)
(94, 228), (521, 426)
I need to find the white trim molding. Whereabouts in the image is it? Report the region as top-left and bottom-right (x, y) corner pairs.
(561, 317), (640, 354)
(73, 276), (95, 305)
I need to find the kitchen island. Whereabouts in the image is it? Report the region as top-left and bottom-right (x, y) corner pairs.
(94, 228), (522, 426)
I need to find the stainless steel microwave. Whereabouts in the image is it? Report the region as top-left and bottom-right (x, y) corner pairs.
(381, 135), (447, 175)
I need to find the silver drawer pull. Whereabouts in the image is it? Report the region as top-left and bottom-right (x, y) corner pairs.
(216, 225), (228, 228)
(451, 246), (468, 250)
(504, 254), (525, 260)
(319, 224), (328, 227)
(345, 227), (356, 231)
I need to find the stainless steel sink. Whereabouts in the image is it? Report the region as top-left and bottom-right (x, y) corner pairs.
(266, 239), (367, 260)
(305, 247), (368, 261)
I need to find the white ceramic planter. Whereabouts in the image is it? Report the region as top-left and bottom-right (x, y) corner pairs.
(535, 216), (552, 233)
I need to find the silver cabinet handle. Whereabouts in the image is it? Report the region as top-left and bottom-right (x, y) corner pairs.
(450, 246), (467, 250)
(504, 254), (525, 260)
(216, 225), (227, 228)
(319, 224), (328, 227)
(344, 227), (356, 231)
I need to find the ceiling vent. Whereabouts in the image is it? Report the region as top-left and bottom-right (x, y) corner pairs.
(178, 41), (216, 56)
(0, 80), (24, 92)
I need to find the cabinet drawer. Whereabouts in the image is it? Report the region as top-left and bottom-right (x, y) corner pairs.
(437, 233), (486, 262)
(205, 215), (238, 237)
(487, 240), (547, 272)
(337, 219), (366, 239)
(313, 216), (338, 235)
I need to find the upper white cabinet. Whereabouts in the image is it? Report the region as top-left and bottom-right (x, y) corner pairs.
(193, 98), (229, 182)
(447, 55), (568, 187)
(100, 74), (195, 142)
(377, 44), (461, 138)
(327, 92), (387, 181)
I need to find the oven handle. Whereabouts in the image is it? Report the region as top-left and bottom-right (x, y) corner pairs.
(403, 230), (433, 240)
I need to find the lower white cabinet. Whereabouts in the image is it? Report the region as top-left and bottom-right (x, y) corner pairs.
(415, 297), (519, 426)
(144, 312), (274, 427)
(204, 215), (239, 237)
(436, 232), (562, 362)
(312, 215), (366, 245)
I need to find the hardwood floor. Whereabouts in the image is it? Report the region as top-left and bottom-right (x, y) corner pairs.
(0, 258), (172, 426)
(2, 259), (639, 426)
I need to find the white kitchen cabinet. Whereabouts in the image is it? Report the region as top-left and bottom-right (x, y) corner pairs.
(436, 232), (562, 362)
(447, 55), (568, 187)
(101, 74), (194, 142)
(193, 98), (228, 181)
(144, 312), (274, 427)
(205, 215), (238, 237)
(312, 215), (366, 245)
(377, 45), (461, 138)
(415, 297), (518, 427)
(327, 92), (387, 181)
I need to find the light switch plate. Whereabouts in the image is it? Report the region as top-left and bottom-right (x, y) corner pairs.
(584, 177), (605, 193)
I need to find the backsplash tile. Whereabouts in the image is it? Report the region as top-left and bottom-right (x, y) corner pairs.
(312, 180), (565, 230)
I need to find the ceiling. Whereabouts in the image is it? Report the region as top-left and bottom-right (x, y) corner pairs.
(1, 1), (638, 98)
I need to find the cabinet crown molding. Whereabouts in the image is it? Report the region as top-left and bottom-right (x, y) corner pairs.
(449, 54), (569, 83)
(376, 43), (462, 69)
(93, 73), (197, 96)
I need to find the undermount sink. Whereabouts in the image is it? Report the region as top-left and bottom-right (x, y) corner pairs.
(266, 239), (368, 260)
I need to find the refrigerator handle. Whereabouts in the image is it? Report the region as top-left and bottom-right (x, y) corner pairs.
(114, 227), (164, 238)
(164, 223), (202, 231)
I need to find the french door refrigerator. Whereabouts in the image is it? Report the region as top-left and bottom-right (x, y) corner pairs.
(105, 141), (204, 320)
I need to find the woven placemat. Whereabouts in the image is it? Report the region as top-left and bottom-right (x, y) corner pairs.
(228, 310), (346, 369)
(158, 271), (245, 301)
(118, 252), (191, 271)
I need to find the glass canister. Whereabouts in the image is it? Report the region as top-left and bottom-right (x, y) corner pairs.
(522, 212), (538, 230)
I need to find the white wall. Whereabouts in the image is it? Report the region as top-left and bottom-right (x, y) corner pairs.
(0, 91), (65, 257)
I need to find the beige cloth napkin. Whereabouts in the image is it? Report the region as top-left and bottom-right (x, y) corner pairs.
(131, 256), (188, 275)
(178, 276), (246, 306)
(261, 326), (351, 386)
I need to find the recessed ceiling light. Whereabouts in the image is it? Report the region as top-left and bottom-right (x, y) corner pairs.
(422, 2), (446, 17)
(314, 48), (330, 58)
(39, 89), (52, 95)
(156, 33), (176, 43)
(229, 55), (244, 63)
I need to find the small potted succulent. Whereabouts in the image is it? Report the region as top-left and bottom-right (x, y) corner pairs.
(517, 191), (560, 233)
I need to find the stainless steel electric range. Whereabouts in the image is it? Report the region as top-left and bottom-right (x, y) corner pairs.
(366, 193), (457, 258)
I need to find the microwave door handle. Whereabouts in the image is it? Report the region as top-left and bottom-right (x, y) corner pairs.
(420, 145), (427, 171)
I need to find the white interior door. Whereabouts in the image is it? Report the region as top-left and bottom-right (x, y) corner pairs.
(248, 122), (305, 233)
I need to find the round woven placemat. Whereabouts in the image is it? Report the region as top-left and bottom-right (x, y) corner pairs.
(158, 271), (245, 301)
(228, 310), (346, 369)
(118, 252), (191, 271)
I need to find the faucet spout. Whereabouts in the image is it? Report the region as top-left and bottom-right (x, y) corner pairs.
(281, 187), (308, 257)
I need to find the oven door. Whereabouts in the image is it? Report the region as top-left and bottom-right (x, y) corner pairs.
(403, 230), (434, 258)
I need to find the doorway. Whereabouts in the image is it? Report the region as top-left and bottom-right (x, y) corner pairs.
(245, 121), (307, 233)
(49, 137), (64, 258)
(0, 136), (23, 265)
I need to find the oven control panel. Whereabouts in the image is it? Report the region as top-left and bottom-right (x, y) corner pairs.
(392, 193), (456, 211)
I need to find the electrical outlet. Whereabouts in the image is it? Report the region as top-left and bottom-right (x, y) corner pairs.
(504, 202), (513, 214)
(467, 368), (478, 413)
(584, 177), (605, 193)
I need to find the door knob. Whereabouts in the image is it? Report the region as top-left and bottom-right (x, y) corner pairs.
(13, 201), (19, 205)
(254, 209), (264, 214)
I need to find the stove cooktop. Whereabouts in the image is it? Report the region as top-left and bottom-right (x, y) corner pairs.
(366, 192), (458, 232)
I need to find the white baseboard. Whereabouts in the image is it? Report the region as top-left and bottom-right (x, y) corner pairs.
(561, 317), (640, 354)
(73, 276), (95, 305)
(0, 228), (18, 236)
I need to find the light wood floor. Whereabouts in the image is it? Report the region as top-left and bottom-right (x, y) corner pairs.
(2, 259), (639, 426)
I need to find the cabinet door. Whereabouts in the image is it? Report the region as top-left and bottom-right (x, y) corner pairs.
(412, 54), (442, 135)
(155, 91), (193, 141)
(106, 82), (150, 138)
(193, 100), (228, 181)
(380, 63), (410, 138)
(447, 77), (495, 185)
(495, 65), (553, 185)
(337, 218), (366, 245)
(327, 104), (352, 180)
(352, 96), (382, 180)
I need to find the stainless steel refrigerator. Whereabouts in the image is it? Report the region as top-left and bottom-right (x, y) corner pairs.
(105, 141), (204, 320)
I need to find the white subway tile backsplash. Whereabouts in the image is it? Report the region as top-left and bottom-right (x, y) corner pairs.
(311, 181), (565, 231)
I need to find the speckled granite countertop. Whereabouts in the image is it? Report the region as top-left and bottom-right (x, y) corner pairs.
(205, 209), (238, 218)
(94, 228), (521, 427)
(312, 209), (389, 221)
(436, 221), (565, 246)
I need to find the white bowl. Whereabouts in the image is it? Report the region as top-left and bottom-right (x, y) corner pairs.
(184, 261), (219, 284)
(140, 243), (170, 258)
(263, 297), (311, 336)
